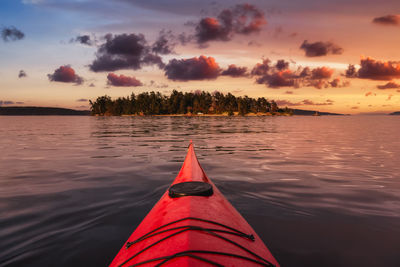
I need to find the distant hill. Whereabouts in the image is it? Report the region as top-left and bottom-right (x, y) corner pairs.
(356, 112), (388, 116)
(290, 109), (346, 116)
(389, 111), (400, 115)
(0, 106), (90, 116)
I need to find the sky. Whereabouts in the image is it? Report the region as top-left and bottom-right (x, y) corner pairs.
(1, 0), (400, 113)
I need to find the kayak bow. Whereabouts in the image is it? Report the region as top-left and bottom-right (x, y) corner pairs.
(110, 142), (279, 267)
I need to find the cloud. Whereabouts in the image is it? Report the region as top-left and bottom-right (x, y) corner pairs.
(275, 100), (297, 106)
(351, 106), (359, 109)
(148, 80), (169, 88)
(387, 94), (394, 101)
(251, 59), (271, 76)
(346, 57), (400, 80)
(89, 33), (164, 72)
(251, 58), (342, 89)
(345, 64), (357, 77)
(0, 100), (15, 106)
(71, 35), (94, 46)
(284, 91), (293, 94)
(196, 17), (230, 43)
(89, 83), (95, 87)
(152, 30), (176, 55)
(18, 70), (27, 78)
(22, 0), (43, 4)
(194, 3), (266, 44)
(221, 64), (248, 77)
(48, 65), (84, 85)
(275, 99), (334, 107)
(248, 40), (261, 47)
(275, 59), (289, 70)
(1, 26), (25, 42)
(329, 78), (349, 88)
(76, 98), (88, 102)
(302, 99), (334, 106)
(377, 81), (400, 89)
(365, 92), (376, 97)
(329, 78), (339, 87)
(311, 66), (334, 79)
(164, 55), (220, 81)
(107, 73), (143, 87)
(257, 69), (297, 87)
(372, 15), (400, 25)
(305, 66), (335, 89)
(300, 40), (343, 57)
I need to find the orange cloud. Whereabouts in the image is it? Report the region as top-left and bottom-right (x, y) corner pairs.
(252, 59), (342, 89)
(365, 92), (376, 97)
(48, 65), (83, 85)
(311, 66), (334, 79)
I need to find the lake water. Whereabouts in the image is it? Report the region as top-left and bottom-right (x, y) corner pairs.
(1, 116), (399, 266)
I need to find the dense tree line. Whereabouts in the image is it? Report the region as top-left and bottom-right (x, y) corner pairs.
(89, 90), (289, 116)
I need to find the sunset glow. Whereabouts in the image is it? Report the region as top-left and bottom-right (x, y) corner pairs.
(1, 0), (400, 113)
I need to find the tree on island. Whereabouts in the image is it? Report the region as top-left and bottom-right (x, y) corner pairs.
(89, 90), (287, 116)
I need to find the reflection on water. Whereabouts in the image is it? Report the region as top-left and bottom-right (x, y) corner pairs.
(1, 116), (400, 266)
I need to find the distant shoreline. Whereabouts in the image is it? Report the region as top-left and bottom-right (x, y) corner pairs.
(0, 106), (349, 116)
(0, 106), (90, 116)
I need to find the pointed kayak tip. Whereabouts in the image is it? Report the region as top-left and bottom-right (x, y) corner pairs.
(174, 141), (209, 184)
(188, 140), (195, 152)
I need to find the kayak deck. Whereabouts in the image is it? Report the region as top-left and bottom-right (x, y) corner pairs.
(110, 143), (279, 266)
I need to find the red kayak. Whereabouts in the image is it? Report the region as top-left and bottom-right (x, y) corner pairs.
(110, 142), (279, 266)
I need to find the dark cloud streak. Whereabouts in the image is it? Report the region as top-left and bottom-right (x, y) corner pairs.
(0, 100), (15, 106)
(71, 35), (94, 46)
(373, 14), (400, 25)
(1, 26), (25, 42)
(377, 82), (400, 89)
(221, 64), (248, 77)
(300, 40), (343, 57)
(276, 99), (334, 107)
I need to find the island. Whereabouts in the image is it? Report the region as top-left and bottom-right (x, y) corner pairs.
(90, 90), (335, 116)
(389, 111), (400, 115)
(89, 90), (289, 116)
